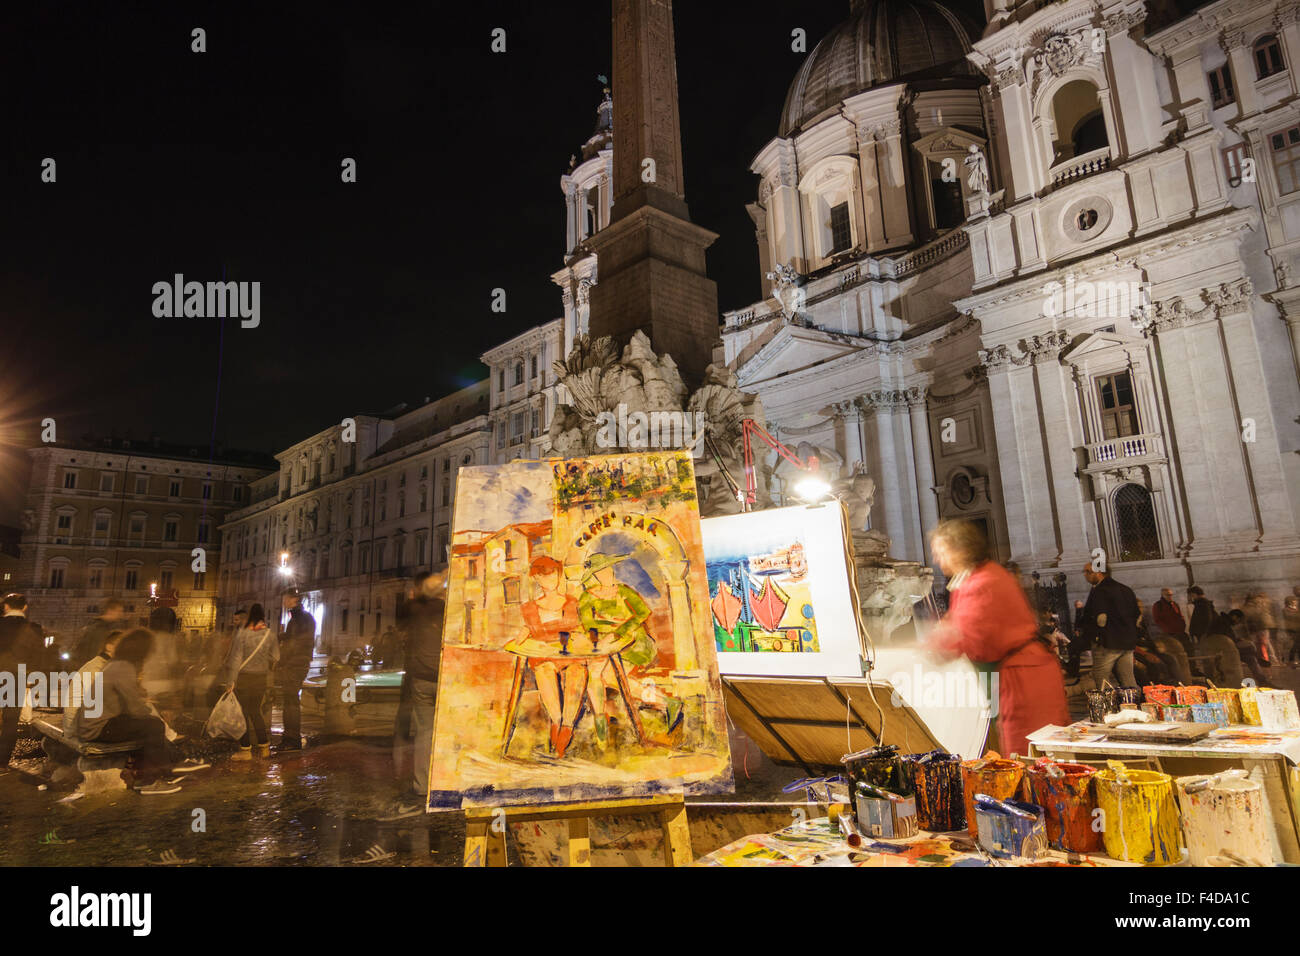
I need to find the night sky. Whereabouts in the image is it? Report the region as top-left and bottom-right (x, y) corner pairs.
(0, 0), (985, 523)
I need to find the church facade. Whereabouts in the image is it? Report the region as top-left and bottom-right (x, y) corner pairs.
(720, 0), (1300, 605)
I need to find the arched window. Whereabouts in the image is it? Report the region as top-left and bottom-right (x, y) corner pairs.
(1114, 484), (1160, 561)
(1255, 34), (1285, 79)
(1051, 80), (1108, 162)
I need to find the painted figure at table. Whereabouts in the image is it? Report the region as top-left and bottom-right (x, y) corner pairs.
(506, 556), (586, 758)
(579, 554), (654, 745)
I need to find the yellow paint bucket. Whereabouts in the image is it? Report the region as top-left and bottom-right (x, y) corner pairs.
(1095, 761), (1182, 865)
(1175, 770), (1273, 867)
(1205, 687), (1243, 724)
(1240, 687), (1264, 725)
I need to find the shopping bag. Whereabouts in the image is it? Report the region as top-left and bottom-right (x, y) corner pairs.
(204, 689), (246, 739)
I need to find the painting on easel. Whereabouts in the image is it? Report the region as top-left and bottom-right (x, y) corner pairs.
(703, 504), (864, 678)
(428, 450), (734, 808)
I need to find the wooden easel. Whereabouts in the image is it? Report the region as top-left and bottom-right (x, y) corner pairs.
(463, 793), (693, 867)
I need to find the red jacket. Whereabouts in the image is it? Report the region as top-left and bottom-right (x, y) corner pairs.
(928, 562), (1069, 757)
(1151, 598), (1186, 637)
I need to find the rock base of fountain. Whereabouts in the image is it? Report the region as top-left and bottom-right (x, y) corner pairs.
(851, 531), (934, 648)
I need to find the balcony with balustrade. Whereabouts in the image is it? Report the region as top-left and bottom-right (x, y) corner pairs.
(1080, 431), (1166, 474)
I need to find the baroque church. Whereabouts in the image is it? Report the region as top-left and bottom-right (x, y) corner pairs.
(535, 0), (1300, 606)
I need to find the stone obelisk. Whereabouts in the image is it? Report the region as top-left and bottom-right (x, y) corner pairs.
(586, 0), (720, 387)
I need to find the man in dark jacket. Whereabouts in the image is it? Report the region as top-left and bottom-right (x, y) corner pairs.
(381, 571), (445, 819)
(1082, 565), (1139, 687)
(275, 592), (316, 751)
(72, 599), (127, 668)
(1186, 586), (1231, 646)
(0, 593), (43, 769)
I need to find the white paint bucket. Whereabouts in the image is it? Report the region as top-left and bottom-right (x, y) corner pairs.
(1256, 689), (1300, 731)
(1175, 770), (1273, 867)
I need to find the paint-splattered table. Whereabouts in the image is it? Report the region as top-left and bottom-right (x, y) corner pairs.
(694, 818), (1130, 867)
(1027, 723), (1300, 863)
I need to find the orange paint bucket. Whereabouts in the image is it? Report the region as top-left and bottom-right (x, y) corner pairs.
(961, 751), (1025, 838)
(1027, 759), (1101, 853)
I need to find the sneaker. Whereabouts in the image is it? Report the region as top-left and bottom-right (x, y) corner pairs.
(171, 758), (210, 774)
(254, 743), (271, 758)
(138, 780), (182, 795)
(378, 798), (425, 821)
(273, 739), (303, 752)
(349, 843), (396, 864)
(230, 747), (253, 761)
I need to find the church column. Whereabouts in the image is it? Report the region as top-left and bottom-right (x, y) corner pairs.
(872, 120), (914, 249)
(858, 391), (906, 549)
(1221, 31), (1261, 117)
(908, 390), (940, 560)
(988, 70), (1042, 201)
(832, 400), (865, 471)
(1101, 8), (1162, 157)
(1031, 336), (1090, 566)
(855, 121), (888, 253)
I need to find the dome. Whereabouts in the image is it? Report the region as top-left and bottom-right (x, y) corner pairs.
(780, 0), (979, 138)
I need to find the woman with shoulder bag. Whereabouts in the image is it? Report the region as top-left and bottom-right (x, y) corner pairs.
(220, 603), (279, 759)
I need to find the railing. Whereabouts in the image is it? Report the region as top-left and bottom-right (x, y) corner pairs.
(1049, 147), (1112, 188)
(1084, 431), (1164, 467)
(890, 229), (970, 279)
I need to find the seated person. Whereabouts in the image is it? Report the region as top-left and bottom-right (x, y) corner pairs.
(62, 629), (124, 737)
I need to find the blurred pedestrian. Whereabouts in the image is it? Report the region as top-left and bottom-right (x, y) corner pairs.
(1283, 595), (1300, 666)
(0, 593), (42, 770)
(381, 570), (446, 819)
(275, 591), (316, 752)
(923, 520), (1068, 756)
(221, 603), (278, 760)
(73, 599), (127, 669)
(63, 629), (125, 736)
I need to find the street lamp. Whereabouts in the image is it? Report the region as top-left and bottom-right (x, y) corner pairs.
(279, 551), (293, 577)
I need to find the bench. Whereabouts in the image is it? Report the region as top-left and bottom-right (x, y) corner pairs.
(31, 717), (142, 793)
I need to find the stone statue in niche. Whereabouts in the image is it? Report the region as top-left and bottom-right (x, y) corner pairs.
(964, 145), (989, 196)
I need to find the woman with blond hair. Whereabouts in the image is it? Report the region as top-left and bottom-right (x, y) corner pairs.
(924, 519), (1068, 756)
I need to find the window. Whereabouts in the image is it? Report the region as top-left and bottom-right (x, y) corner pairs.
(468, 558), (479, 577)
(530, 355), (538, 379)
(160, 570), (174, 590)
(511, 412), (526, 443)
(1271, 126), (1300, 194)
(1223, 143), (1249, 186)
(504, 539), (513, 561)
(88, 566), (104, 589)
(197, 520), (210, 544)
(395, 540), (405, 569)
(530, 409), (540, 439)
(442, 481), (450, 507)
(1255, 34), (1285, 79)
(503, 578), (521, 604)
(379, 496), (387, 521)
(193, 571), (206, 590)
(398, 491), (406, 517)
(360, 545), (371, 573)
(828, 202), (852, 254)
(130, 516), (145, 539)
(342, 549), (352, 576)
(64, 471), (77, 489)
(498, 369), (505, 392)
(928, 161), (964, 231)
(328, 452), (336, 472)
(201, 483), (212, 499)
(49, 567), (65, 588)
(1051, 80), (1108, 162)
(1207, 65), (1235, 109)
(1115, 484), (1161, 561)
(233, 485), (243, 502)
(135, 476), (148, 494)
(419, 487), (428, 512)
(376, 542), (387, 571)
(164, 519), (179, 542)
(93, 514), (110, 543)
(100, 474), (114, 492)
(340, 607), (349, 632)
(1097, 371), (1140, 439)
(496, 425), (505, 450)
(514, 362), (524, 386)
(443, 458), (450, 473)
(56, 513), (72, 543)
(125, 568), (139, 590)
(416, 533), (427, 565)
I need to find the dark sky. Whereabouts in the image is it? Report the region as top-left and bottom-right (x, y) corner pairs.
(0, 0), (984, 523)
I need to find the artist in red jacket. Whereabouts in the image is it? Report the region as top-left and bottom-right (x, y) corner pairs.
(924, 520), (1069, 757)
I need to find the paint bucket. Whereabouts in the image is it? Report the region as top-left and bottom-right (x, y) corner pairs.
(900, 751), (965, 832)
(1174, 685), (1208, 705)
(1143, 684), (1177, 705)
(974, 794), (1049, 859)
(842, 744), (902, 794)
(1256, 690), (1300, 731)
(961, 751), (1025, 837)
(1162, 704), (1193, 722)
(1190, 701), (1228, 727)
(1205, 687), (1244, 724)
(1118, 687), (1143, 707)
(1240, 687), (1264, 725)
(1140, 703), (1163, 720)
(1175, 770), (1273, 866)
(1027, 759), (1102, 853)
(1094, 761), (1182, 865)
(1086, 688), (1119, 723)
(854, 782), (919, 839)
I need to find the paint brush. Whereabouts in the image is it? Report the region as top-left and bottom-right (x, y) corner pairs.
(837, 812), (863, 848)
